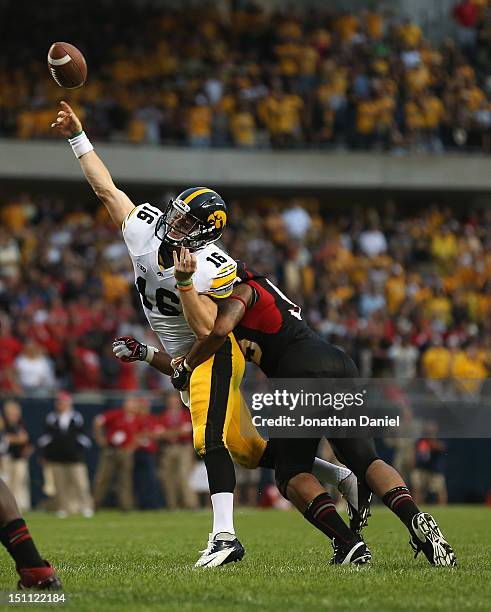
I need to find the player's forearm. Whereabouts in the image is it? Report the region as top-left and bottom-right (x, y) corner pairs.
(185, 295), (246, 368)
(79, 150), (116, 199)
(113, 337), (174, 376)
(179, 289), (217, 340)
(185, 331), (228, 370)
(78, 150), (134, 225)
(147, 350), (173, 376)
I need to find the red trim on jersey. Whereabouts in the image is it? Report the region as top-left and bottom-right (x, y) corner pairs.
(240, 280), (282, 333)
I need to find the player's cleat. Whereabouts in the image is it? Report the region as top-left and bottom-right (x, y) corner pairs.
(18, 563), (62, 590)
(409, 512), (457, 567)
(194, 532), (245, 568)
(329, 537), (372, 565)
(345, 478), (372, 533)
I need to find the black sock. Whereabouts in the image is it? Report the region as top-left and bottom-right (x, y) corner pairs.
(204, 447), (236, 495)
(304, 492), (356, 545)
(0, 519), (45, 569)
(383, 486), (420, 529)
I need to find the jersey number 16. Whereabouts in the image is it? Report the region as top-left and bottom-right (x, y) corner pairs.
(136, 277), (181, 316)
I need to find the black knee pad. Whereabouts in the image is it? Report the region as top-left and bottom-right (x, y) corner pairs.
(275, 463), (314, 500)
(329, 438), (379, 480)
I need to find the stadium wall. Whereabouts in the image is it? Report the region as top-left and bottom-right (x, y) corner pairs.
(1, 140), (491, 192)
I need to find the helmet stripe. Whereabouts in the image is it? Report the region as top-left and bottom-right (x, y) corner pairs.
(183, 188), (215, 204)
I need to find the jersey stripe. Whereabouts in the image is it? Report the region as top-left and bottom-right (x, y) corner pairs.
(214, 263), (236, 278)
(211, 271), (236, 289)
(183, 188), (215, 204)
(121, 206), (137, 231)
(207, 286), (234, 299)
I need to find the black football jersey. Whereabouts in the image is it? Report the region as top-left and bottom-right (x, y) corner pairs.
(234, 261), (312, 376)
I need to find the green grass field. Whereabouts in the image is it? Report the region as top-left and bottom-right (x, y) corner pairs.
(1, 506), (490, 611)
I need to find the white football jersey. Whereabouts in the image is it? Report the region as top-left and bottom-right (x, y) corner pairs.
(122, 204), (237, 357)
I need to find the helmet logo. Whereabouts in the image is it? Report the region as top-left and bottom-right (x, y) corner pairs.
(207, 210), (227, 229)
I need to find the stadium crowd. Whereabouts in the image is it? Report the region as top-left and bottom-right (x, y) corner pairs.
(1, 1), (491, 151)
(1, 192), (490, 394)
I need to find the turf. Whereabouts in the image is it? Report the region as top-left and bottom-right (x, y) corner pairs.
(0, 506), (490, 611)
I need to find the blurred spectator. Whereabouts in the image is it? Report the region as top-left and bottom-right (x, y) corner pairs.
(412, 423), (448, 505)
(388, 336), (419, 379)
(0, 316), (22, 392)
(1, 400), (32, 510)
(359, 223), (388, 257)
(450, 341), (487, 396)
(70, 339), (101, 391)
(230, 102), (257, 148)
(14, 341), (55, 395)
(359, 283), (386, 318)
(236, 465), (260, 507)
(189, 460), (210, 509)
(385, 405), (419, 485)
(133, 397), (160, 510)
(92, 396), (141, 510)
(422, 337), (452, 380)
(260, 86), (303, 148)
(452, 0), (479, 49)
(282, 203), (312, 240)
(38, 391), (93, 517)
(0, 229), (21, 277)
(187, 95), (212, 148)
(156, 392), (197, 510)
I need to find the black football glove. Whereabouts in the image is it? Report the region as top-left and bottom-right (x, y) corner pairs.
(171, 362), (191, 391)
(112, 336), (148, 362)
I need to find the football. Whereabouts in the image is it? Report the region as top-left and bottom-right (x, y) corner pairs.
(47, 42), (87, 89)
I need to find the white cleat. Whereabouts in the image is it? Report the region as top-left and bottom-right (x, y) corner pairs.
(194, 532), (245, 568)
(409, 512), (457, 566)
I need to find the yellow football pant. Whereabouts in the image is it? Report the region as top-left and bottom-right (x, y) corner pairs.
(189, 333), (266, 469)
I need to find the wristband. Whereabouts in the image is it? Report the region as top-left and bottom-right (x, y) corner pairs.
(145, 345), (159, 363)
(176, 279), (193, 287)
(68, 130), (94, 159)
(177, 283), (194, 292)
(170, 357), (184, 369)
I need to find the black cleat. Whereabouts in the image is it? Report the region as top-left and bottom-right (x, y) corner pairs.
(409, 512), (457, 567)
(18, 562), (62, 590)
(329, 537), (372, 565)
(194, 532), (245, 568)
(346, 479), (372, 534)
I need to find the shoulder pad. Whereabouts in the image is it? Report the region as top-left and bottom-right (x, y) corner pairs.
(122, 203), (162, 256)
(194, 245), (237, 298)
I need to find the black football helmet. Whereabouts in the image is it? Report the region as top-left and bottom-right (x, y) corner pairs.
(155, 187), (228, 250)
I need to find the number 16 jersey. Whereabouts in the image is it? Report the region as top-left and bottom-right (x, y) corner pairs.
(122, 203), (237, 357)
